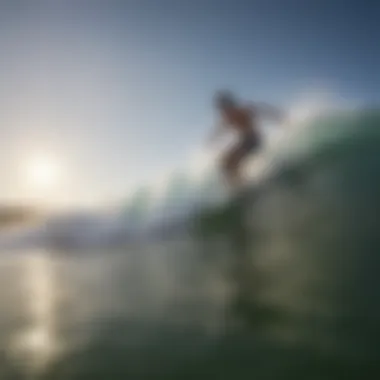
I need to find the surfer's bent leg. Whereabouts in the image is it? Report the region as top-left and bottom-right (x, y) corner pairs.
(221, 145), (247, 188)
(221, 135), (260, 189)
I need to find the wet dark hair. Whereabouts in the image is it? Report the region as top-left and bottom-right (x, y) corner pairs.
(214, 90), (237, 109)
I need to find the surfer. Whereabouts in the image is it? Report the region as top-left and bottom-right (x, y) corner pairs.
(209, 90), (283, 189)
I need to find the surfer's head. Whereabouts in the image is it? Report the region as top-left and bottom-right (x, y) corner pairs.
(214, 90), (237, 111)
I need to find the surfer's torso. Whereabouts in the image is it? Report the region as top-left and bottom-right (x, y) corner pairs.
(221, 105), (258, 139)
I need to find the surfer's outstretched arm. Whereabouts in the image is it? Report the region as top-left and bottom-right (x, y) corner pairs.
(252, 103), (284, 123)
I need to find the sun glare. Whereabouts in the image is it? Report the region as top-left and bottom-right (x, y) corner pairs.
(26, 155), (62, 190)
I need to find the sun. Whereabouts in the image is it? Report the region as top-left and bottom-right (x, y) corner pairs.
(25, 154), (62, 191)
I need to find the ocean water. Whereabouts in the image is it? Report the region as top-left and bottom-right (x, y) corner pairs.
(1, 108), (380, 379)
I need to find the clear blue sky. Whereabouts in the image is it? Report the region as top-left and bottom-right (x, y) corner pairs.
(0, 0), (378, 207)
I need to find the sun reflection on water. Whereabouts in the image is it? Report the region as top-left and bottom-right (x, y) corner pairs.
(10, 251), (59, 374)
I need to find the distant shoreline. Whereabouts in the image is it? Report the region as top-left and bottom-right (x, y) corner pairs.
(0, 206), (42, 230)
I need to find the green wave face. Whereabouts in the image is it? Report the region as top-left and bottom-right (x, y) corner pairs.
(191, 109), (380, 354)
